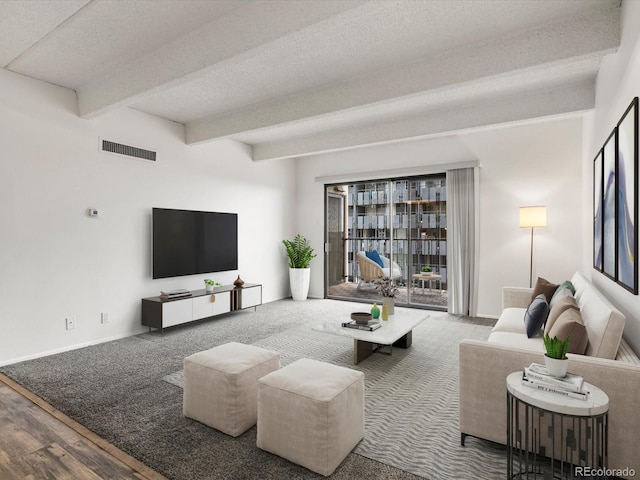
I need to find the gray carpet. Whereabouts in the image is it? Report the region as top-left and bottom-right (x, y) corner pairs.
(1, 299), (505, 479)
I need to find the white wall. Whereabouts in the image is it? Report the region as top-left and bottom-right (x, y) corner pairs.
(584, 0), (640, 353)
(0, 68), (295, 365)
(296, 118), (584, 317)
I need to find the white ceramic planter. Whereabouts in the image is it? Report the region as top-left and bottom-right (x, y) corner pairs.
(205, 285), (214, 293)
(289, 267), (311, 301)
(544, 355), (568, 377)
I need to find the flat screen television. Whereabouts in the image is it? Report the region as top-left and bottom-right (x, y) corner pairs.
(152, 208), (238, 279)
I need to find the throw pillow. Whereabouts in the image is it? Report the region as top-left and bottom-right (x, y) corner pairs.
(549, 280), (576, 308)
(547, 308), (589, 355)
(531, 277), (559, 303)
(524, 294), (550, 338)
(544, 296), (579, 335)
(365, 250), (384, 268)
(549, 287), (573, 309)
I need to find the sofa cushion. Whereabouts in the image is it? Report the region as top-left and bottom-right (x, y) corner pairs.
(556, 280), (576, 295)
(365, 250), (384, 268)
(547, 308), (589, 355)
(487, 331), (544, 353)
(573, 278), (625, 359)
(492, 308), (527, 334)
(531, 277), (559, 303)
(549, 281), (575, 309)
(524, 294), (549, 338)
(544, 296), (579, 335)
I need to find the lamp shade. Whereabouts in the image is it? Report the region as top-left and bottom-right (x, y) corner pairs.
(519, 206), (547, 228)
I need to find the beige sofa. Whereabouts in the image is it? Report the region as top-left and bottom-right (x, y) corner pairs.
(459, 272), (640, 477)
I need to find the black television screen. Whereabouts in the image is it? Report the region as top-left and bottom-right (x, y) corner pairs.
(152, 208), (238, 279)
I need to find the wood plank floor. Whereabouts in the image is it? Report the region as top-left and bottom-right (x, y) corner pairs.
(0, 373), (166, 480)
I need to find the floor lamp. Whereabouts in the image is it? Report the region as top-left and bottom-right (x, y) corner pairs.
(519, 206), (547, 288)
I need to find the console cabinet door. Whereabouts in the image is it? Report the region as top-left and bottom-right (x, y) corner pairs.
(193, 292), (231, 320)
(163, 300), (193, 327)
(211, 291), (231, 316)
(192, 295), (213, 320)
(240, 286), (262, 309)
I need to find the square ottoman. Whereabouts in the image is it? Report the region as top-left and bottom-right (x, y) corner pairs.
(183, 342), (280, 437)
(257, 358), (364, 476)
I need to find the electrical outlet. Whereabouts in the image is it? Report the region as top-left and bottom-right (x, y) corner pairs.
(101, 312), (110, 324)
(65, 317), (76, 330)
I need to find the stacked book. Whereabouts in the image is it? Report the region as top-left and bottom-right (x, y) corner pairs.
(521, 363), (588, 401)
(160, 289), (191, 301)
(342, 320), (381, 331)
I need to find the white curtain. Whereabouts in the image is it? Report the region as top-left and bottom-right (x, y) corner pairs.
(446, 167), (477, 315)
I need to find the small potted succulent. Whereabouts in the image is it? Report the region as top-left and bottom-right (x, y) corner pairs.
(543, 333), (571, 377)
(204, 279), (222, 293)
(421, 266), (432, 273)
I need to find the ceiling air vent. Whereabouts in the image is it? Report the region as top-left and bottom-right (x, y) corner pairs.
(101, 140), (156, 161)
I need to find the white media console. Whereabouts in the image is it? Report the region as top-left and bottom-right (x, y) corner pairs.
(141, 283), (262, 332)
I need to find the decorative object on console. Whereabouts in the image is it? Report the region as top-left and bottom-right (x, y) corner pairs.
(204, 278), (222, 293)
(233, 275), (244, 287)
(282, 234), (317, 301)
(542, 333), (570, 377)
(593, 96), (638, 295)
(381, 302), (389, 320)
(370, 302), (380, 319)
(519, 206), (547, 288)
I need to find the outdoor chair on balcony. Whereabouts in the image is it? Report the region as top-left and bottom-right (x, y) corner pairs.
(356, 251), (402, 289)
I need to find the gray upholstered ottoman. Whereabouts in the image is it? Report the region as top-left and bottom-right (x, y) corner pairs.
(183, 342), (280, 437)
(256, 358), (365, 476)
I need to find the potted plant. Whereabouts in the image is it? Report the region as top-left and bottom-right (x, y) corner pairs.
(282, 234), (317, 301)
(373, 276), (398, 315)
(543, 333), (571, 377)
(421, 266), (432, 273)
(204, 278), (222, 293)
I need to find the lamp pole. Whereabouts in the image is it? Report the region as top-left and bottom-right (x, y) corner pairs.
(519, 206), (547, 289)
(529, 226), (534, 288)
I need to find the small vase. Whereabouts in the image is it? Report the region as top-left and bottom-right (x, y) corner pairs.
(383, 297), (395, 315)
(381, 303), (389, 321)
(544, 355), (568, 377)
(234, 275), (245, 287)
(205, 284), (213, 293)
(371, 303), (380, 319)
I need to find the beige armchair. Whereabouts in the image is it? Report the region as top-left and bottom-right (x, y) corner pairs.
(356, 251), (402, 285)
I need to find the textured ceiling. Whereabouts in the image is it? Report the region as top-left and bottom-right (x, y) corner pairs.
(0, 0), (621, 160)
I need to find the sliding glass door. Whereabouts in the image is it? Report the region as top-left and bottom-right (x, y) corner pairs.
(325, 175), (447, 310)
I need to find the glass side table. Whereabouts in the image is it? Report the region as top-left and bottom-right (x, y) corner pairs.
(506, 371), (609, 479)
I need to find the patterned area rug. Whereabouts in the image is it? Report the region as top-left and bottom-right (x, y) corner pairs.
(164, 310), (506, 479)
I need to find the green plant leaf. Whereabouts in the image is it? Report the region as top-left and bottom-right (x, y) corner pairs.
(282, 234), (317, 268)
(543, 333), (571, 359)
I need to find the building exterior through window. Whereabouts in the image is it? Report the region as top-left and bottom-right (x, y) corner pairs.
(325, 175), (447, 310)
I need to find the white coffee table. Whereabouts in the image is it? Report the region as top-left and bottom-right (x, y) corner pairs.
(314, 310), (429, 364)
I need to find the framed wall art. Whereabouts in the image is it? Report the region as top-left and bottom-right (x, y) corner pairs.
(602, 129), (617, 280)
(593, 149), (603, 272)
(616, 97), (638, 293)
(593, 96), (639, 295)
